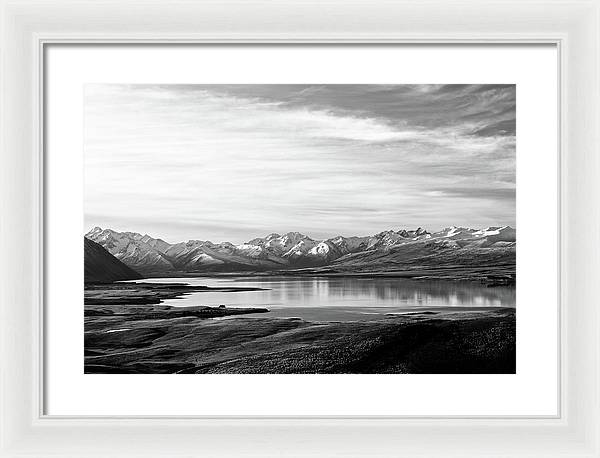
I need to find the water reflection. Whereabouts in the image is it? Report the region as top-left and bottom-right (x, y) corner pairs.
(140, 276), (515, 309)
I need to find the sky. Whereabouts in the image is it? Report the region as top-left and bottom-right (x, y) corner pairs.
(84, 84), (516, 244)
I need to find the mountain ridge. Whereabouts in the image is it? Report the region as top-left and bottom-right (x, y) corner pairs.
(85, 225), (515, 276)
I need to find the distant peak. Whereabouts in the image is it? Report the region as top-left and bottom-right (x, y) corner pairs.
(86, 226), (104, 235)
(283, 231), (310, 240)
(480, 225), (515, 233)
(441, 225), (472, 232)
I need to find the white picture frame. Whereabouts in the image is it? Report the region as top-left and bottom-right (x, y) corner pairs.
(0, 0), (598, 456)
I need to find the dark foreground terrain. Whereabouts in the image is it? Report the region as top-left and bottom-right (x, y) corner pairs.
(85, 298), (515, 374)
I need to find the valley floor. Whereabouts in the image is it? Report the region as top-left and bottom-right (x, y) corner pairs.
(85, 297), (515, 374)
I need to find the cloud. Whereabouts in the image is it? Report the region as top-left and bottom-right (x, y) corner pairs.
(84, 84), (515, 243)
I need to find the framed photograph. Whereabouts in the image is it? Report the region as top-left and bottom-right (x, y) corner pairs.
(1, 1), (599, 457)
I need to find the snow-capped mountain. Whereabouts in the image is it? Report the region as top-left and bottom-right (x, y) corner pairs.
(472, 225), (516, 242)
(85, 225), (516, 275)
(428, 225), (516, 242)
(85, 227), (174, 272)
(433, 226), (477, 239)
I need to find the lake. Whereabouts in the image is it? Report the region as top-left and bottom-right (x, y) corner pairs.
(135, 276), (515, 321)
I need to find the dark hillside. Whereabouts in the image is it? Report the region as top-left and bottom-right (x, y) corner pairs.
(84, 237), (142, 283)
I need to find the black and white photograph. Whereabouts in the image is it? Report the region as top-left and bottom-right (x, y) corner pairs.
(83, 84), (516, 374)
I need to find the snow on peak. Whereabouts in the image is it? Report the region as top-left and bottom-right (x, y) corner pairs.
(309, 242), (331, 256)
(86, 226), (104, 236)
(434, 226), (477, 239)
(473, 225), (516, 241)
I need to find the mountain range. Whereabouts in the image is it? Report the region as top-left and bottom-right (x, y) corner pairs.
(85, 225), (516, 277)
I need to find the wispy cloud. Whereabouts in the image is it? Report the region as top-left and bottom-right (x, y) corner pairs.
(85, 84), (515, 243)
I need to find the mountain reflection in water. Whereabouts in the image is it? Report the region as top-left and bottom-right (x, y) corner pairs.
(138, 276), (515, 310)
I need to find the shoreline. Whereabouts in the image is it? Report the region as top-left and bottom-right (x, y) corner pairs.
(84, 281), (268, 306)
(124, 267), (516, 286)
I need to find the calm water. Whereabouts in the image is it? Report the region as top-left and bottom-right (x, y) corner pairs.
(134, 276), (515, 320)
